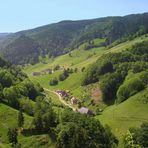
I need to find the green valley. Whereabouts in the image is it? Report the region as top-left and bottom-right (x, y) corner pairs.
(23, 34), (148, 148)
(0, 12), (148, 148)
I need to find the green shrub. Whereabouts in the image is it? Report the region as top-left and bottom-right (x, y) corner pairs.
(50, 77), (58, 86)
(117, 71), (148, 103)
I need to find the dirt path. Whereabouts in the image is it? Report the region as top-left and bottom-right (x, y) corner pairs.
(44, 88), (76, 111)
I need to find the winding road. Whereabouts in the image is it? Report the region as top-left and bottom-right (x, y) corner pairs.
(44, 88), (76, 111)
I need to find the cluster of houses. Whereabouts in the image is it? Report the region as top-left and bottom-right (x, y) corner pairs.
(56, 90), (93, 115)
(56, 90), (78, 105)
(56, 90), (69, 97)
(32, 68), (54, 76)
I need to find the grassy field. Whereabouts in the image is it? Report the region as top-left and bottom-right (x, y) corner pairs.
(0, 103), (55, 148)
(98, 88), (148, 147)
(24, 35), (148, 98)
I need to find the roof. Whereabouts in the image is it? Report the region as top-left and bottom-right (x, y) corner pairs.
(78, 107), (89, 114)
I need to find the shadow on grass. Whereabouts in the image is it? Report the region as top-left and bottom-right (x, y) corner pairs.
(21, 128), (56, 142)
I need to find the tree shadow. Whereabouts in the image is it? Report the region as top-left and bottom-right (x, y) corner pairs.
(21, 128), (56, 142)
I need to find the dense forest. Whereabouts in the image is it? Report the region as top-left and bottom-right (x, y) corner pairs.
(83, 41), (148, 104)
(0, 13), (148, 65)
(0, 56), (43, 113)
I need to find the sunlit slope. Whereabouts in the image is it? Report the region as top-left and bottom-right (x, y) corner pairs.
(24, 35), (148, 97)
(98, 88), (148, 147)
(24, 35), (148, 75)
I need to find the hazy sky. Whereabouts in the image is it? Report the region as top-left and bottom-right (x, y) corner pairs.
(0, 0), (147, 32)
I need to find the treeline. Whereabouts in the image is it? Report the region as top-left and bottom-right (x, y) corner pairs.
(124, 123), (148, 148)
(17, 98), (118, 148)
(0, 56), (44, 115)
(1, 13), (148, 65)
(83, 41), (148, 104)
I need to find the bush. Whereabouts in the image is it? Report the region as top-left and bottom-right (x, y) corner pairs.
(128, 122), (148, 147)
(59, 74), (66, 81)
(54, 65), (60, 71)
(50, 77), (58, 86)
(59, 69), (70, 81)
(100, 72), (123, 104)
(117, 71), (148, 103)
(19, 97), (34, 115)
(82, 59), (114, 85)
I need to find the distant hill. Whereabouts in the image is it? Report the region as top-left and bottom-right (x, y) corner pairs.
(0, 33), (10, 42)
(0, 33), (10, 37)
(1, 35), (40, 65)
(0, 12), (148, 65)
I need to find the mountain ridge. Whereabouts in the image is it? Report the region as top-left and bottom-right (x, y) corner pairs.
(0, 12), (148, 65)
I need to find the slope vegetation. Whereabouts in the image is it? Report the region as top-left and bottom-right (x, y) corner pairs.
(0, 13), (148, 64)
(98, 88), (148, 147)
(24, 35), (148, 147)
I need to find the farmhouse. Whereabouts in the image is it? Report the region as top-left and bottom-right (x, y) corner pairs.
(70, 97), (77, 105)
(78, 107), (93, 115)
(56, 90), (69, 97)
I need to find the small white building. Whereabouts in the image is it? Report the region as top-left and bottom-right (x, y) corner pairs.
(78, 107), (93, 115)
(70, 97), (77, 105)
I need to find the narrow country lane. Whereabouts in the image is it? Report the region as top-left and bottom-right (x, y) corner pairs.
(44, 88), (76, 111)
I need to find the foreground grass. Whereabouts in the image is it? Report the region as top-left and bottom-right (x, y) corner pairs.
(0, 103), (55, 148)
(98, 89), (148, 147)
(0, 103), (32, 144)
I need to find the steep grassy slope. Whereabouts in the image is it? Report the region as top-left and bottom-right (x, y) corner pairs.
(98, 88), (148, 147)
(0, 103), (55, 148)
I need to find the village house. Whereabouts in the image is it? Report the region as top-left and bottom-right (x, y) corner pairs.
(77, 107), (93, 115)
(70, 97), (78, 105)
(56, 90), (69, 97)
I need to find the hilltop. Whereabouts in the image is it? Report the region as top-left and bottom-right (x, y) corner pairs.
(0, 12), (148, 64)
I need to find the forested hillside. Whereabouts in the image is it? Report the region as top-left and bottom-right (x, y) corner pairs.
(0, 13), (148, 65)
(83, 41), (148, 104)
(1, 35), (40, 65)
(0, 56), (119, 147)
